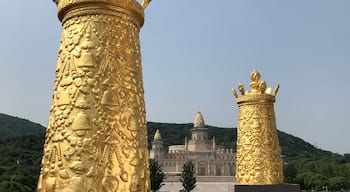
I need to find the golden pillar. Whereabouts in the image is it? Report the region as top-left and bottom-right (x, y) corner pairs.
(38, 0), (152, 191)
(232, 70), (283, 185)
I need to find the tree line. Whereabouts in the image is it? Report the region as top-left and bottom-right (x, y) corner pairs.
(0, 121), (349, 191)
(150, 159), (196, 192)
(284, 155), (350, 191)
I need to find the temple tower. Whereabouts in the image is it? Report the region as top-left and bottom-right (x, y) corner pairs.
(187, 111), (212, 151)
(38, 0), (152, 191)
(232, 70), (283, 185)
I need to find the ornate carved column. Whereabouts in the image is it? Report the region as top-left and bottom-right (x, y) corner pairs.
(232, 70), (283, 185)
(38, 0), (152, 191)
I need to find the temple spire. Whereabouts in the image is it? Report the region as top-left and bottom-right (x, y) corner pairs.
(154, 129), (162, 141)
(194, 111), (205, 128)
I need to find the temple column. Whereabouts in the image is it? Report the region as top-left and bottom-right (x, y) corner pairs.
(37, 0), (152, 191)
(222, 162), (225, 176)
(213, 163), (217, 175)
(207, 162), (210, 175)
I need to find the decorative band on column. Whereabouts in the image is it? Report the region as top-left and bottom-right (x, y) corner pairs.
(55, 0), (144, 17)
(55, 0), (144, 25)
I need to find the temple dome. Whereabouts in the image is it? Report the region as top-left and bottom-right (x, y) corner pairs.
(194, 111), (205, 128)
(154, 129), (162, 141)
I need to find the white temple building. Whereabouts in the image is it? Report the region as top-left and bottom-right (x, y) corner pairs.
(149, 112), (236, 180)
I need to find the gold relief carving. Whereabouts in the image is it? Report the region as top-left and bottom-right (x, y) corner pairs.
(38, 0), (150, 191)
(233, 70), (283, 185)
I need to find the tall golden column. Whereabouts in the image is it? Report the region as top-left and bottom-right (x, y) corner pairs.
(38, 0), (152, 191)
(232, 70), (283, 185)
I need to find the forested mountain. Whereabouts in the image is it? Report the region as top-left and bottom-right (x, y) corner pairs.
(0, 114), (349, 191)
(0, 113), (45, 140)
(0, 134), (44, 192)
(147, 122), (333, 160)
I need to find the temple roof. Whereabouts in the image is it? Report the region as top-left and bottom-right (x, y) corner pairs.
(194, 111), (205, 128)
(154, 129), (162, 141)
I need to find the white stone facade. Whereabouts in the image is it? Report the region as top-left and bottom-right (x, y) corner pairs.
(149, 112), (236, 178)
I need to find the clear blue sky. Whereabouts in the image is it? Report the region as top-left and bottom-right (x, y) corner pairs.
(0, 1), (349, 154)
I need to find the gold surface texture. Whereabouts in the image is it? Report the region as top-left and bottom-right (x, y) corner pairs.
(37, 0), (150, 191)
(233, 70), (283, 185)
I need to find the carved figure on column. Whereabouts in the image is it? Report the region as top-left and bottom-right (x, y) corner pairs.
(232, 70), (283, 185)
(38, 0), (152, 191)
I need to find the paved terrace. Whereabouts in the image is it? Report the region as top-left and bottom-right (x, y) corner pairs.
(160, 176), (235, 192)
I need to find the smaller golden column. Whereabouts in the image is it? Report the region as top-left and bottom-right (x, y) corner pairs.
(232, 70), (283, 185)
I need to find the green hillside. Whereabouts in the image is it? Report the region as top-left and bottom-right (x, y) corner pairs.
(0, 114), (349, 191)
(147, 123), (237, 151)
(0, 113), (45, 140)
(147, 122), (330, 160)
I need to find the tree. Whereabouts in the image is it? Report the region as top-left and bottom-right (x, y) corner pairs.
(329, 176), (347, 191)
(283, 163), (298, 183)
(180, 160), (196, 192)
(149, 159), (165, 192)
(0, 181), (32, 192)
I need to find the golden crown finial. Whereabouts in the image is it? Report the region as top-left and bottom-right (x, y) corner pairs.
(232, 70), (280, 98)
(250, 70), (261, 82)
(141, 0), (152, 9)
(249, 70), (261, 92)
